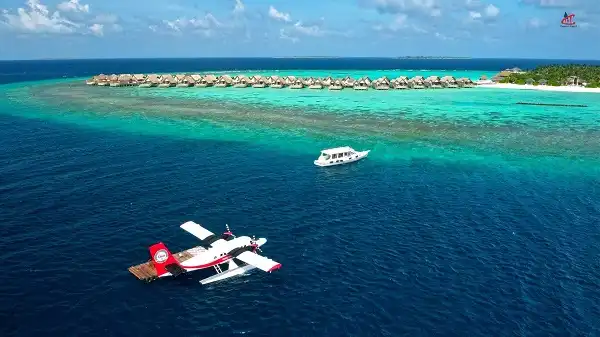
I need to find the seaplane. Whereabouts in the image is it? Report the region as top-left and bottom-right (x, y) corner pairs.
(131, 221), (281, 285)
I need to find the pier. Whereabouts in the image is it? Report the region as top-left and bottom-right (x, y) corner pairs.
(128, 245), (206, 282)
(85, 73), (478, 90)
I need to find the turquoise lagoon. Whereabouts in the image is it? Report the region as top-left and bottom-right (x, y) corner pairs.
(2, 69), (600, 177)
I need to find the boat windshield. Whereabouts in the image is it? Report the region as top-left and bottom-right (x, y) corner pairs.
(320, 152), (330, 160)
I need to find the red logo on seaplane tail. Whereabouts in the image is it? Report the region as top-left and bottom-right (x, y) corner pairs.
(561, 12), (577, 27)
(149, 242), (181, 277)
(154, 249), (168, 263)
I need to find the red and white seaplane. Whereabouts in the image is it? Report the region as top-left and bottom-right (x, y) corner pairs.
(148, 221), (281, 285)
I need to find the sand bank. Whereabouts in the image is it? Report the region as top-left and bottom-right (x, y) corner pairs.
(476, 83), (600, 94)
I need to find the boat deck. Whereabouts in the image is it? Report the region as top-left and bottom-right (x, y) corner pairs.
(128, 246), (207, 282)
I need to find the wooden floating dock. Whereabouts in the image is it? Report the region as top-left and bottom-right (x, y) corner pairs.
(516, 102), (588, 107)
(128, 246), (206, 282)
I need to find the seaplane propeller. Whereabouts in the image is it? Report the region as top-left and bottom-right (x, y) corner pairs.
(251, 235), (263, 253)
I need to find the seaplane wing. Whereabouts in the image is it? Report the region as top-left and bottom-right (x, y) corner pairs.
(236, 251), (282, 273)
(180, 221), (214, 240)
(180, 221), (229, 248)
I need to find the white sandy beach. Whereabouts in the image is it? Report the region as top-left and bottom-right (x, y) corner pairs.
(476, 83), (600, 93)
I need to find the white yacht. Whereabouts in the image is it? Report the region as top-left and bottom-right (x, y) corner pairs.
(314, 146), (370, 167)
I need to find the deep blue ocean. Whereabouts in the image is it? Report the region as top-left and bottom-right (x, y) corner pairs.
(1, 58), (600, 337)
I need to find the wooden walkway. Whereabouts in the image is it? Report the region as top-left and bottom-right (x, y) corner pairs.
(128, 246), (205, 282)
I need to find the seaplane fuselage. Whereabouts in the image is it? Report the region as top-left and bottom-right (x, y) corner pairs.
(178, 236), (267, 272)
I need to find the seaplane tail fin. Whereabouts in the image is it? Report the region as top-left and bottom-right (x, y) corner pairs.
(149, 242), (184, 278)
(235, 251), (282, 273)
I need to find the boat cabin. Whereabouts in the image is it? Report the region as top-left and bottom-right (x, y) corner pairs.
(318, 146), (357, 162)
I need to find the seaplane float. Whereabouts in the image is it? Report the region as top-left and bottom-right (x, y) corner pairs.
(128, 221), (281, 285)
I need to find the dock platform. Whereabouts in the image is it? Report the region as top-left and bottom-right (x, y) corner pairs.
(128, 246), (206, 282)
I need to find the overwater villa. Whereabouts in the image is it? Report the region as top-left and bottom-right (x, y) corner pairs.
(425, 76), (442, 89)
(270, 76), (285, 88)
(132, 74), (146, 85)
(354, 77), (371, 90)
(290, 77), (304, 89)
(373, 76), (390, 90)
(322, 76), (333, 87)
(139, 74), (161, 87)
(329, 79), (343, 90)
(233, 75), (250, 88)
(285, 76), (296, 87)
(457, 77), (475, 88)
(441, 76), (458, 88)
(196, 74), (216, 87)
(87, 73), (483, 91)
(409, 76), (425, 89)
(308, 78), (324, 89)
(93, 74), (108, 86)
(252, 75), (268, 88)
(391, 76), (409, 89)
(342, 76), (355, 88)
(215, 75), (232, 87)
(159, 74), (175, 87)
(190, 74), (203, 87)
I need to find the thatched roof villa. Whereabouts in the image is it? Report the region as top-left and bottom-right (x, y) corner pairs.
(308, 78), (324, 89)
(215, 75), (232, 87)
(159, 74), (175, 87)
(252, 75), (267, 88)
(440, 75), (458, 88)
(409, 76), (425, 89)
(329, 79), (343, 90)
(233, 75), (250, 87)
(425, 76), (442, 88)
(289, 77), (304, 89)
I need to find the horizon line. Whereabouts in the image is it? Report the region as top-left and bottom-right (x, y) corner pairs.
(1, 56), (600, 62)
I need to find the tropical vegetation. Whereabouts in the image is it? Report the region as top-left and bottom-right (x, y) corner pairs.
(499, 65), (600, 88)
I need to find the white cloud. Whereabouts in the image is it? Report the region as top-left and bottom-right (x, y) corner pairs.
(158, 13), (223, 37)
(268, 6), (291, 22)
(279, 28), (298, 42)
(91, 14), (121, 33)
(469, 11), (482, 19)
(89, 23), (102, 36)
(484, 4), (499, 17)
(434, 31), (453, 40)
(92, 14), (116, 24)
(1, 0), (79, 34)
(57, 0), (89, 13)
(374, 14), (428, 33)
(465, 0), (481, 9)
(293, 21), (323, 36)
(233, 0), (245, 14)
(369, 0), (442, 17)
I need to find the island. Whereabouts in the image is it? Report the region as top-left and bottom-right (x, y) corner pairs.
(491, 65), (600, 88)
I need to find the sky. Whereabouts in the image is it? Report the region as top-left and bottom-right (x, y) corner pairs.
(0, 0), (598, 60)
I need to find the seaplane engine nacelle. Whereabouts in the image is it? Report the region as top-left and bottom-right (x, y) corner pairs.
(227, 244), (258, 258)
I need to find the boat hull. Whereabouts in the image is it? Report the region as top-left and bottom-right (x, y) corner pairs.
(314, 150), (370, 167)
